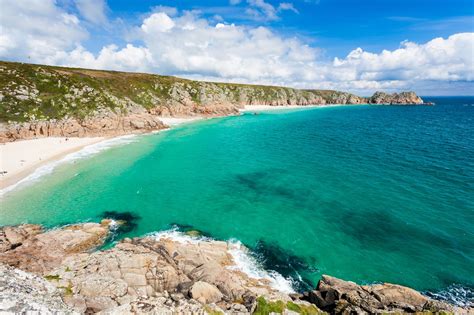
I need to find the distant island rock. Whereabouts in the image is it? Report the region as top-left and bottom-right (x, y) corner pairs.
(369, 91), (424, 105)
(0, 61), (425, 142)
(0, 221), (466, 314)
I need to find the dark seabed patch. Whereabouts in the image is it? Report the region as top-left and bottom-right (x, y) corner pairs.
(226, 169), (312, 207)
(252, 240), (318, 292)
(100, 210), (141, 242)
(326, 208), (461, 253)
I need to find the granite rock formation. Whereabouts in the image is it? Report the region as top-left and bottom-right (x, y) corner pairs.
(369, 91), (424, 105)
(1, 222), (463, 314)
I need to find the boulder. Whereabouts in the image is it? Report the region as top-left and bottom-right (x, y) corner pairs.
(0, 223), (110, 274)
(190, 281), (224, 304)
(302, 275), (455, 314)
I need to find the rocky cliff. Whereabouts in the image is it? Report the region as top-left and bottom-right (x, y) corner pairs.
(0, 61), (424, 142)
(0, 222), (467, 314)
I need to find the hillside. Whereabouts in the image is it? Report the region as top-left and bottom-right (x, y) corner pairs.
(0, 61), (423, 141)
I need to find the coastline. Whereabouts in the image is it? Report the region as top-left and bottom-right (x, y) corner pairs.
(0, 137), (105, 190)
(0, 116), (204, 195)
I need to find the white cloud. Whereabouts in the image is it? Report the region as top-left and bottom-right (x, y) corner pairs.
(75, 0), (108, 25)
(142, 12), (176, 33)
(331, 33), (474, 82)
(278, 3), (299, 14)
(0, 0), (87, 62)
(0, 1), (472, 95)
(230, 0), (297, 21)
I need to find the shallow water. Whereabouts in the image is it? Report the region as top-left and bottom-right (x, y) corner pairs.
(1, 97), (473, 304)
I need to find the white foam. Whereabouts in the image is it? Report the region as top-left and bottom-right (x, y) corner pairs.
(150, 228), (295, 293)
(0, 135), (137, 197)
(227, 239), (295, 293)
(151, 227), (212, 244)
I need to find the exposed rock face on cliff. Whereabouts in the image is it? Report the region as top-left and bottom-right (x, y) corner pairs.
(0, 222), (466, 314)
(369, 91), (424, 105)
(0, 61), (424, 142)
(0, 104), (167, 142)
(0, 264), (76, 314)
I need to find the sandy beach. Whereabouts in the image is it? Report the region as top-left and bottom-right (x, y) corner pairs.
(0, 137), (105, 189)
(160, 116), (203, 126)
(0, 117), (204, 192)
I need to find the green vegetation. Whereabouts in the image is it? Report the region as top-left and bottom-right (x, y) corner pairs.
(204, 305), (224, 315)
(44, 274), (61, 281)
(0, 60), (363, 123)
(253, 297), (286, 314)
(253, 297), (325, 315)
(58, 282), (73, 296)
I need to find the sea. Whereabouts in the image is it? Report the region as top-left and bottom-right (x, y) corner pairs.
(1, 97), (473, 306)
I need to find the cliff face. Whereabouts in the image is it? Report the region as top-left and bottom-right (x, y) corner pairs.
(0, 61), (423, 142)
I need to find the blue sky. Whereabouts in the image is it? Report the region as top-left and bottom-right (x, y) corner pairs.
(100, 0), (473, 57)
(1, 0), (473, 95)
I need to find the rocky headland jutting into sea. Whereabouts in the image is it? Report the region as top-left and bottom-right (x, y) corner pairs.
(0, 221), (469, 314)
(0, 61), (424, 142)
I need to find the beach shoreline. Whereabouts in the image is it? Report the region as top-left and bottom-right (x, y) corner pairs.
(0, 137), (106, 190)
(0, 116), (205, 193)
(0, 106), (348, 193)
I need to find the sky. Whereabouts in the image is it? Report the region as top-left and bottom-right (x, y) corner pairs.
(0, 0), (473, 95)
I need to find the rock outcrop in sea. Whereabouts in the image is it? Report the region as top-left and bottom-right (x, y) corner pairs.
(0, 61), (425, 142)
(0, 221), (467, 314)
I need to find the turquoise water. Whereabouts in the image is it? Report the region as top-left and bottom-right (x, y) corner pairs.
(1, 97), (473, 303)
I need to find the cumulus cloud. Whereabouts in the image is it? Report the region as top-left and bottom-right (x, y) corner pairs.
(0, 0), (87, 62)
(0, 1), (472, 95)
(329, 33), (474, 83)
(137, 11), (318, 82)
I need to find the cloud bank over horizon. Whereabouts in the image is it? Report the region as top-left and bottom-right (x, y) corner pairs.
(0, 0), (473, 95)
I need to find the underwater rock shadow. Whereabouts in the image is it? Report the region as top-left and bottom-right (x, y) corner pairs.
(222, 169), (313, 207)
(252, 239), (319, 292)
(100, 210), (141, 239)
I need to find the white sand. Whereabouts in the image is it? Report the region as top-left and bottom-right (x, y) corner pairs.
(160, 116), (203, 126)
(0, 137), (104, 189)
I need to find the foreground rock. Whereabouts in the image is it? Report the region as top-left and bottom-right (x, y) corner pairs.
(0, 263), (76, 314)
(300, 275), (462, 314)
(0, 221), (110, 274)
(0, 222), (466, 314)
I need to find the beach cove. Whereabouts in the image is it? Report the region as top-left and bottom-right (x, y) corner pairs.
(1, 98), (473, 307)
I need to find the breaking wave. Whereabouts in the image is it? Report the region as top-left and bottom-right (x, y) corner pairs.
(150, 227), (295, 293)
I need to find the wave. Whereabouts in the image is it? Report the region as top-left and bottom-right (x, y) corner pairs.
(425, 284), (474, 308)
(150, 228), (295, 293)
(0, 135), (137, 197)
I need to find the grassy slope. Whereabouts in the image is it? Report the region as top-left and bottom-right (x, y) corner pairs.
(0, 60), (355, 123)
